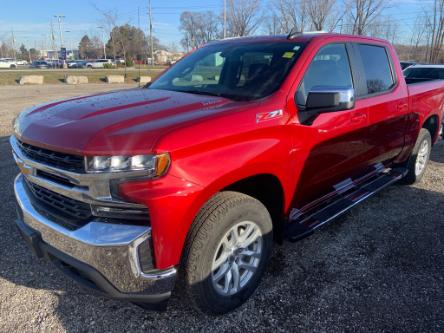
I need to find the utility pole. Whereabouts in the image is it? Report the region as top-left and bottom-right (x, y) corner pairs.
(148, 0), (154, 66)
(50, 20), (56, 53)
(54, 14), (66, 67)
(11, 30), (16, 59)
(223, 0), (227, 39)
(54, 15), (65, 48)
(98, 26), (107, 59)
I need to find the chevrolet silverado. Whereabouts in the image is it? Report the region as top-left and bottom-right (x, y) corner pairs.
(11, 33), (443, 314)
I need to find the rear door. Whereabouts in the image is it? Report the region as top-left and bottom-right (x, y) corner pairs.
(349, 43), (409, 165)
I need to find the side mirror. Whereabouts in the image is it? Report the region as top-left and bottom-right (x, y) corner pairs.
(305, 87), (355, 112)
(299, 87), (355, 125)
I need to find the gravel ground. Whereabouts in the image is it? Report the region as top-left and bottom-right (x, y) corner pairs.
(0, 85), (443, 332)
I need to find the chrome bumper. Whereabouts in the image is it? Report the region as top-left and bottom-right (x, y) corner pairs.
(14, 174), (176, 296)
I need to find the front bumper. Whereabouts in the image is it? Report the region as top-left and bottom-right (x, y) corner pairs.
(14, 174), (177, 305)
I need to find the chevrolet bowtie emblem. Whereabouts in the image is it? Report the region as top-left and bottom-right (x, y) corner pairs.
(18, 162), (33, 176)
(14, 155), (33, 177)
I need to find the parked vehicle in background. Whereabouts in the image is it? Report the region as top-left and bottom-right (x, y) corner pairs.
(404, 64), (444, 83)
(400, 61), (417, 70)
(46, 59), (63, 68)
(114, 57), (126, 65)
(86, 59), (114, 68)
(67, 60), (87, 69)
(16, 59), (29, 66)
(30, 60), (50, 69)
(0, 58), (17, 69)
(11, 33), (444, 315)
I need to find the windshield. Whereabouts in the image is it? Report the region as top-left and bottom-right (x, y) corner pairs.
(149, 41), (305, 101)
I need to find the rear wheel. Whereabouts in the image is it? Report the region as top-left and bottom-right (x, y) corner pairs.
(182, 191), (273, 315)
(400, 128), (432, 184)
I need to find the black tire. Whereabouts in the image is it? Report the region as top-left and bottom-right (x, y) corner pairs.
(182, 191), (273, 315)
(400, 128), (432, 185)
(10, 64), (16, 69)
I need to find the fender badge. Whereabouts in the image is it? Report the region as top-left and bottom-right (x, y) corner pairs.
(256, 109), (283, 123)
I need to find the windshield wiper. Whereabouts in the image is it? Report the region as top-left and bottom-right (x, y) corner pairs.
(179, 90), (252, 101)
(179, 90), (224, 97)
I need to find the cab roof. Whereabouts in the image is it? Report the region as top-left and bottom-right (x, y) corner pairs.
(209, 33), (390, 46)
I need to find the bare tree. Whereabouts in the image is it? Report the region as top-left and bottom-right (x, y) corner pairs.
(425, 0), (444, 63)
(346, 0), (386, 35)
(94, 7), (119, 59)
(271, 0), (308, 33)
(227, 0), (262, 37)
(264, 12), (281, 35)
(307, 0), (337, 31)
(366, 16), (399, 43)
(408, 16), (428, 61)
(180, 11), (220, 50)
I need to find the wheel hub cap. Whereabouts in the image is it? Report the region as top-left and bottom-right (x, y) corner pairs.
(415, 139), (430, 176)
(211, 221), (263, 296)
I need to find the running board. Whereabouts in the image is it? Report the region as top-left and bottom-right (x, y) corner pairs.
(286, 166), (407, 242)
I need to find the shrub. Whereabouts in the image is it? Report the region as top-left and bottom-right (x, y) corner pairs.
(103, 63), (114, 69)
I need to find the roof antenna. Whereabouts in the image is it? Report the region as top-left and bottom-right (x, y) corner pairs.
(287, 27), (299, 40)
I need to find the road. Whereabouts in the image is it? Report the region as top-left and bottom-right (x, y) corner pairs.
(0, 84), (443, 332)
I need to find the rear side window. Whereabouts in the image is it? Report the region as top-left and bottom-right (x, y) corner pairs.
(404, 67), (444, 80)
(356, 44), (394, 95)
(296, 43), (353, 106)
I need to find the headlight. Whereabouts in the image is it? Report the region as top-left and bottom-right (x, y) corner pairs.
(86, 153), (170, 177)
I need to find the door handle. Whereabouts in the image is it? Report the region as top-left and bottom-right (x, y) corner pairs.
(351, 113), (367, 123)
(397, 104), (408, 112)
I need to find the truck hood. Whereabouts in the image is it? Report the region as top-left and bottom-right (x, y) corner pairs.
(15, 88), (234, 155)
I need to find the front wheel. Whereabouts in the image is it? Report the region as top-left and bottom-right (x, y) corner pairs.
(182, 191), (273, 315)
(400, 128), (432, 184)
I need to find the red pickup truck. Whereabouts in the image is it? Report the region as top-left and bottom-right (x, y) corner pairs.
(11, 33), (443, 314)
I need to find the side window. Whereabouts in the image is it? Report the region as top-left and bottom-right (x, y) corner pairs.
(296, 44), (353, 106)
(356, 44), (394, 95)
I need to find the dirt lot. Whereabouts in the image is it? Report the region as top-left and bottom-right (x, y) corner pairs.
(0, 85), (443, 332)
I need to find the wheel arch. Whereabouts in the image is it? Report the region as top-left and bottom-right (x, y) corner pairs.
(222, 173), (286, 242)
(422, 114), (440, 144)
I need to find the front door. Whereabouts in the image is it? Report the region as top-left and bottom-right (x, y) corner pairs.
(290, 42), (372, 208)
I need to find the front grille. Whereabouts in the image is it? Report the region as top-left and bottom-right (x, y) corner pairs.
(24, 179), (93, 230)
(17, 140), (85, 173)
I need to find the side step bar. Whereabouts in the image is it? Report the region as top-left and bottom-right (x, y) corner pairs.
(286, 166), (407, 242)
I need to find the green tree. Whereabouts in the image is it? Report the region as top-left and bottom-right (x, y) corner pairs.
(78, 35), (102, 59)
(105, 24), (164, 61)
(29, 48), (39, 61)
(79, 35), (91, 59)
(19, 44), (28, 60)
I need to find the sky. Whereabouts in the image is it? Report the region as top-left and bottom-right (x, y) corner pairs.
(0, 0), (436, 51)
